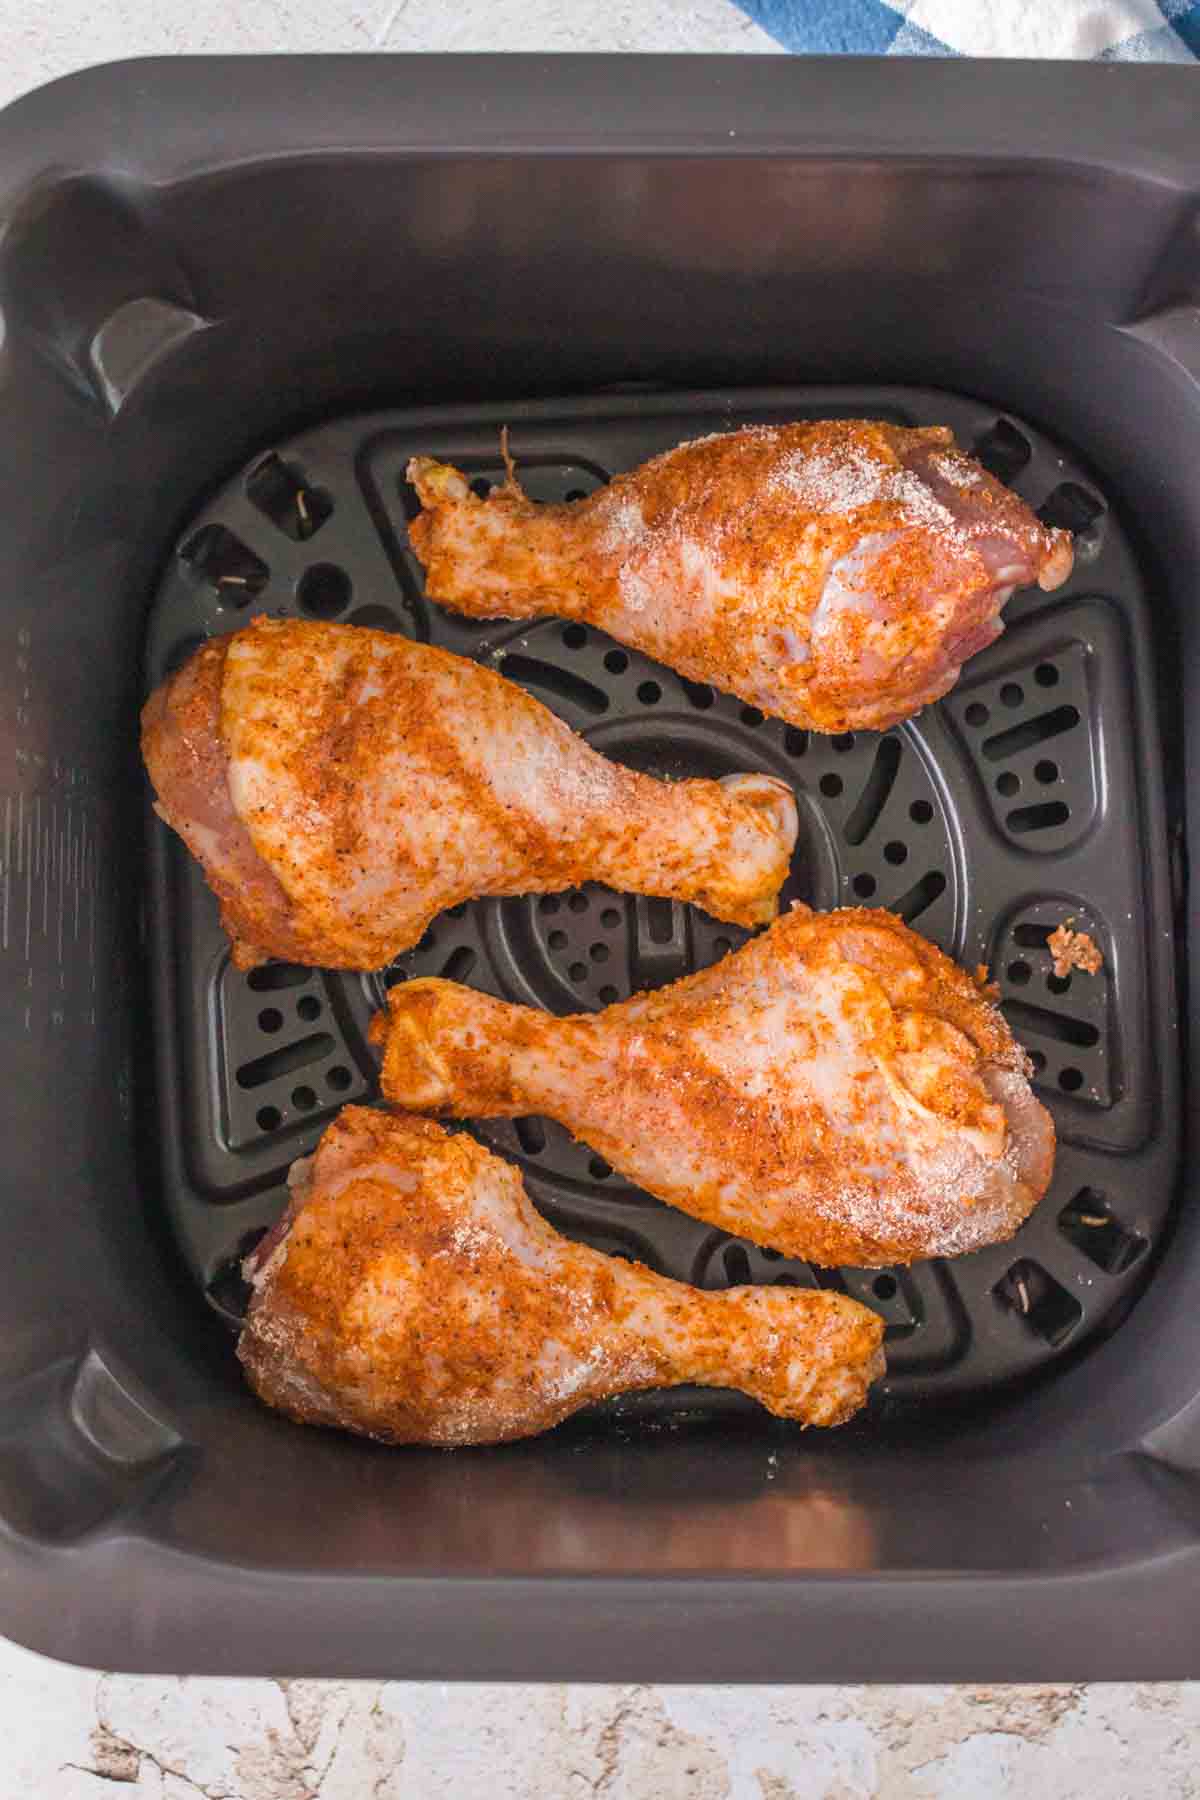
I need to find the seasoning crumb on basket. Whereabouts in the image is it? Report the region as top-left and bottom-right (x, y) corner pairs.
(1048, 922), (1104, 979)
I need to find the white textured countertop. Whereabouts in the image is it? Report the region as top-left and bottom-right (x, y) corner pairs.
(6, 1642), (1200, 1796)
(0, 6), (1194, 1792)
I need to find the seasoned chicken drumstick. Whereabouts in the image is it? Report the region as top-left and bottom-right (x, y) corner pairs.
(374, 906), (1055, 1267)
(142, 617), (797, 971)
(239, 1107), (884, 1444)
(409, 421), (1073, 733)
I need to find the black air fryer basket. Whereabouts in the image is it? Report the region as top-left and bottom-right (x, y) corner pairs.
(0, 56), (1197, 1680)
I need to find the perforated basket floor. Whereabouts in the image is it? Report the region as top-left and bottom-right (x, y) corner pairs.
(144, 387), (1179, 1416)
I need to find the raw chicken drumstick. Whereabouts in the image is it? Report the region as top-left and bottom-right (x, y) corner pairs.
(408, 420), (1073, 733)
(142, 617), (797, 971)
(374, 906), (1055, 1268)
(239, 1106), (885, 1444)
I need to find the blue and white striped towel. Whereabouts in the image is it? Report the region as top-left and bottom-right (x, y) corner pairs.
(734, 0), (1200, 58)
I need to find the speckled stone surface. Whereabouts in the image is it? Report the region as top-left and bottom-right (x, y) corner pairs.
(0, 0), (779, 113)
(6, 1638), (1200, 1797)
(0, 8), (1195, 1792)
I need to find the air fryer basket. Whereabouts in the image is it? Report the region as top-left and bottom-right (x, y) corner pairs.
(0, 56), (1198, 1680)
(146, 386), (1177, 1414)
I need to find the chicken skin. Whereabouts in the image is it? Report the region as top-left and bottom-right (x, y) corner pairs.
(408, 421), (1072, 733)
(373, 906), (1055, 1268)
(142, 617), (797, 971)
(239, 1106), (885, 1445)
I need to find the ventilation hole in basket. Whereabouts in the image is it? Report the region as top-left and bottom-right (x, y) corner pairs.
(206, 1228), (267, 1326)
(873, 1273), (898, 1301)
(548, 929), (568, 951)
(1058, 1190), (1147, 1275)
(164, 633), (204, 675)
(1038, 482), (1104, 535)
(291, 1085), (317, 1111)
(589, 942), (610, 964)
(1059, 1067), (1084, 1093)
(723, 1243), (752, 1285)
(179, 524), (268, 606)
(348, 604), (401, 631)
(569, 961), (587, 982)
(996, 772), (1020, 797)
(910, 799), (933, 824)
(1014, 922), (1053, 948)
(1008, 800), (1071, 835)
(589, 1155), (612, 1180)
(246, 453), (331, 542)
(832, 733), (855, 753)
(1000, 682), (1024, 709)
(515, 1117), (546, 1155)
(600, 907), (621, 929)
(1029, 1049), (1047, 1074)
(470, 477), (492, 500)
(883, 840), (908, 866)
(891, 870), (947, 923)
(785, 727), (809, 756)
(740, 705), (764, 727)
(843, 735), (901, 846)
(256, 1105), (281, 1133)
(539, 895), (561, 916)
(598, 984), (619, 1004)
(568, 892), (588, 915)
(973, 419), (1032, 485)
(820, 773), (843, 799)
(441, 946), (477, 982)
(258, 1007), (283, 1033)
(994, 1259), (1082, 1346)
(247, 963), (310, 991)
(1007, 960), (1032, 987)
(565, 487), (587, 503)
(713, 936), (733, 957)
(964, 702), (989, 728)
(1046, 971), (1072, 996)
(1002, 998), (1098, 1047)
(982, 705), (1081, 761)
(682, 679), (715, 709)
(562, 623), (587, 649)
(296, 995), (321, 1022)
(604, 649), (628, 675)
(1035, 662), (1060, 688)
(327, 1065), (352, 1092)
(499, 655), (609, 715)
(637, 680), (662, 706)
(646, 898), (676, 944)
(297, 562), (352, 619)
(236, 1033), (335, 1089)
(446, 903), (468, 920)
(852, 873), (877, 899)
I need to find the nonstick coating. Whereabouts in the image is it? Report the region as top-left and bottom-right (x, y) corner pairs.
(145, 386), (1178, 1416)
